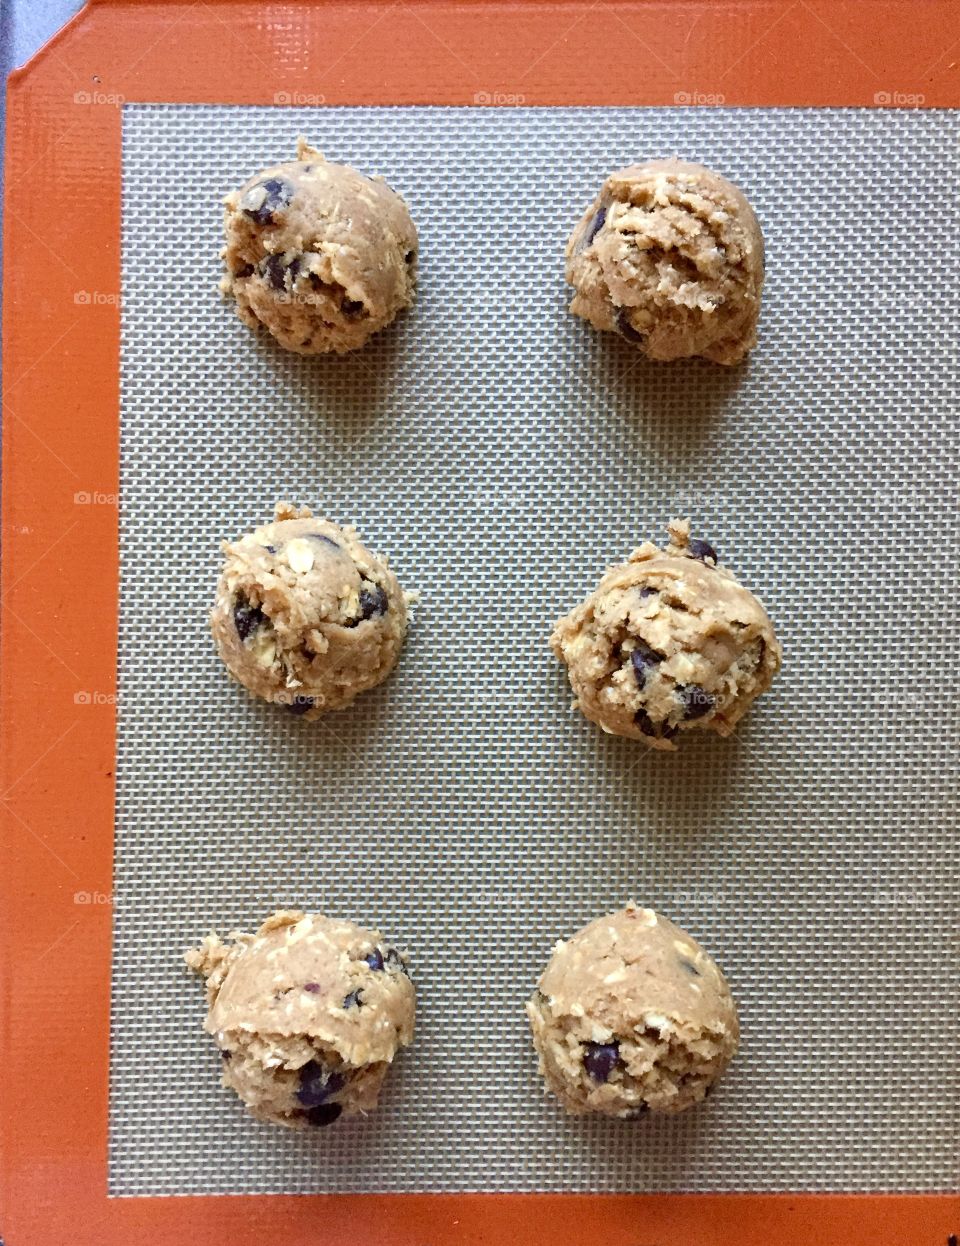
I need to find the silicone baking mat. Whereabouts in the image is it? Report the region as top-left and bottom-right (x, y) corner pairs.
(106, 103), (959, 1196)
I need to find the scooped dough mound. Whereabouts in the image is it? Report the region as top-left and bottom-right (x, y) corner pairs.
(210, 502), (410, 720)
(565, 159), (764, 364)
(550, 518), (781, 749)
(221, 137), (418, 354)
(185, 910), (415, 1129)
(527, 904), (738, 1117)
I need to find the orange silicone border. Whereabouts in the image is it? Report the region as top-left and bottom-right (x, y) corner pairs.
(2, 2), (958, 1243)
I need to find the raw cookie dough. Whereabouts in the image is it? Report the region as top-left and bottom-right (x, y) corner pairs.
(550, 519), (780, 749)
(565, 159), (764, 364)
(221, 137), (418, 354)
(185, 910), (415, 1129)
(211, 502), (410, 719)
(527, 903), (738, 1116)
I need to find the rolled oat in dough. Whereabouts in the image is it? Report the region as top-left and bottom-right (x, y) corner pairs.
(550, 518), (781, 749)
(565, 159), (764, 364)
(185, 910), (415, 1129)
(221, 137), (418, 354)
(210, 502), (410, 720)
(527, 903), (739, 1117)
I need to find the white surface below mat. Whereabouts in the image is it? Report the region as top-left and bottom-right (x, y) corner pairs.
(109, 104), (959, 1194)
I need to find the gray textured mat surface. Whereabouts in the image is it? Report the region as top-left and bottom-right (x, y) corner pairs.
(110, 105), (959, 1194)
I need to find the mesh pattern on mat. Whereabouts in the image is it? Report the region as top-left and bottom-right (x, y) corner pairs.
(109, 105), (960, 1195)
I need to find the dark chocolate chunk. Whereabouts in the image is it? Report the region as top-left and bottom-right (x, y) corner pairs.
(260, 254), (287, 290)
(583, 203), (607, 247)
(634, 708), (676, 739)
(384, 948), (409, 976)
(219, 1048), (232, 1061)
(404, 249), (416, 264)
(630, 640), (664, 688)
(233, 262), (254, 279)
(688, 538), (718, 564)
(287, 695), (314, 716)
(359, 585), (388, 619)
(342, 989), (364, 1009)
(346, 584), (388, 627)
(308, 532), (341, 550)
(242, 176), (294, 225)
(630, 652), (650, 688)
(233, 593), (265, 642)
(583, 1041), (621, 1083)
(296, 1062), (346, 1108)
(305, 1102), (343, 1127)
(634, 639), (664, 663)
(638, 586), (657, 599)
(364, 948), (385, 971)
(677, 684), (714, 720)
(617, 310), (646, 345)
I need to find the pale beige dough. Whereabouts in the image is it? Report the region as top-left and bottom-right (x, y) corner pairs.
(221, 137), (418, 354)
(527, 904), (739, 1117)
(550, 519), (781, 749)
(210, 502), (410, 720)
(565, 159), (764, 364)
(185, 910), (415, 1129)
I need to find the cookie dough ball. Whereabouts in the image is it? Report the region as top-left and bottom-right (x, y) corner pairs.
(551, 519), (780, 749)
(527, 904), (738, 1117)
(565, 159), (764, 364)
(221, 137), (417, 354)
(210, 502), (409, 719)
(185, 910), (415, 1129)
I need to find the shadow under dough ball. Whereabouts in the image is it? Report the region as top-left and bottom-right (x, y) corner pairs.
(210, 501), (411, 720)
(550, 518), (781, 749)
(185, 910), (415, 1129)
(565, 159), (764, 364)
(527, 903), (739, 1117)
(221, 136), (418, 354)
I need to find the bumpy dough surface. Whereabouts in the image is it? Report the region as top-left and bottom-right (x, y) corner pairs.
(221, 137), (418, 354)
(527, 904), (738, 1117)
(211, 502), (409, 719)
(551, 519), (781, 750)
(565, 159), (764, 364)
(185, 910), (415, 1129)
